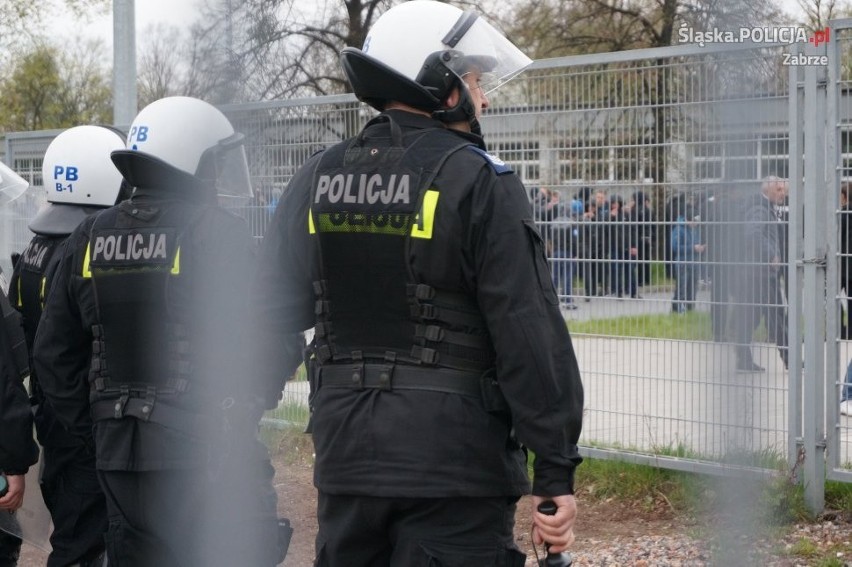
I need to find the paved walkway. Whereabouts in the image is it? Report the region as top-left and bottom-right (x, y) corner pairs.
(277, 285), (852, 468)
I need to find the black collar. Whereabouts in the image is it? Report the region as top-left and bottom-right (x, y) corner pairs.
(379, 110), (487, 150)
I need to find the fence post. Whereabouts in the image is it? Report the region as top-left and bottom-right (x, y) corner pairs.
(788, 44), (805, 476)
(802, 44), (828, 515)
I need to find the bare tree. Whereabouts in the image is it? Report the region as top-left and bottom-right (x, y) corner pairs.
(137, 24), (186, 106)
(500, 0), (788, 191)
(181, 0), (393, 103)
(0, 0), (108, 54)
(797, 0), (852, 30)
(505, 0), (785, 59)
(54, 38), (112, 125)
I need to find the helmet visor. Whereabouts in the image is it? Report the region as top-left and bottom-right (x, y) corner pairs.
(442, 12), (532, 94)
(198, 133), (253, 200)
(0, 161), (28, 206)
(216, 144), (253, 200)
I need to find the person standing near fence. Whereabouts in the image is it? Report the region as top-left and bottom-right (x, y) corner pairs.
(629, 190), (656, 291)
(670, 207), (705, 313)
(704, 190), (738, 342)
(839, 183), (852, 340)
(841, 361), (852, 416)
(608, 195), (639, 299)
(582, 188), (610, 299)
(253, 2), (584, 564)
(550, 197), (580, 309)
(8, 126), (132, 567)
(734, 176), (789, 372)
(33, 97), (289, 566)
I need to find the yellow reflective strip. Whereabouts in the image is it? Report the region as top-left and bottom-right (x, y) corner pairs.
(39, 277), (46, 309)
(171, 247), (181, 275)
(82, 243), (92, 278)
(16, 277), (22, 307)
(308, 208), (316, 234)
(411, 190), (439, 239)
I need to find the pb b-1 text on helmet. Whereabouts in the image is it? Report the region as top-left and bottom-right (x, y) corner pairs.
(340, 0), (531, 130)
(29, 125), (127, 236)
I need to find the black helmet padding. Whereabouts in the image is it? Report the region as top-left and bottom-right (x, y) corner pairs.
(341, 47), (444, 112)
(28, 203), (104, 236)
(111, 150), (207, 195)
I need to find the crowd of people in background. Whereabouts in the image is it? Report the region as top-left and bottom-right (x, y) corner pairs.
(530, 185), (657, 309)
(529, 179), (793, 374)
(529, 176), (852, 418)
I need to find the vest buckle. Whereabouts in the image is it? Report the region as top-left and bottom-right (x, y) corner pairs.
(375, 364), (394, 391)
(114, 387), (130, 419)
(350, 362), (365, 390)
(139, 386), (157, 422)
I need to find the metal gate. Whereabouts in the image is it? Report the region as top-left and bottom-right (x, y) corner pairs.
(2, 28), (851, 513)
(824, 19), (852, 496)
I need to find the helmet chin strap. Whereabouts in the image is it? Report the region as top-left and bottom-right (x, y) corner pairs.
(432, 79), (482, 137)
(469, 116), (483, 138)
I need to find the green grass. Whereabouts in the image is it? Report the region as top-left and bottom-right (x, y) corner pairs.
(567, 306), (771, 342)
(788, 538), (821, 558)
(572, 455), (708, 513)
(526, 441), (850, 524)
(784, 539), (852, 566)
(649, 261), (674, 286)
(826, 481), (852, 512)
(570, 310), (713, 340)
(292, 363), (307, 382)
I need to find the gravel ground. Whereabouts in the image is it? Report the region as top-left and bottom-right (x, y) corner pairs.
(515, 519), (852, 566)
(508, 487), (852, 567)
(17, 460), (852, 566)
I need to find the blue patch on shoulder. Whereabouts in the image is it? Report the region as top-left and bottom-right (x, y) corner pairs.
(468, 146), (514, 175)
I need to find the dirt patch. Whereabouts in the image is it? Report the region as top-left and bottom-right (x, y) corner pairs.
(275, 459), (318, 567)
(16, 454), (691, 567)
(19, 443), (850, 566)
(273, 454), (684, 566)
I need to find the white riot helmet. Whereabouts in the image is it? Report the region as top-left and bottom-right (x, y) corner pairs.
(110, 96), (252, 201)
(29, 125), (128, 236)
(0, 161), (28, 206)
(340, 0), (531, 131)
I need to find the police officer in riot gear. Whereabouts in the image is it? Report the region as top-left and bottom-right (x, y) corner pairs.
(0, 273), (39, 567)
(34, 96), (286, 567)
(9, 125), (130, 567)
(254, 2), (584, 564)
(0, 165), (39, 567)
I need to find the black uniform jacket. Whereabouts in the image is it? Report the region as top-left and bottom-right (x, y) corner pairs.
(742, 193), (783, 267)
(33, 189), (259, 471)
(0, 289), (38, 475)
(255, 110), (584, 498)
(10, 234), (87, 459)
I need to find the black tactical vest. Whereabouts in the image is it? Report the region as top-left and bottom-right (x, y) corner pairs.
(85, 202), (195, 398)
(309, 116), (496, 378)
(12, 235), (62, 351)
(1, 288), (28, 382)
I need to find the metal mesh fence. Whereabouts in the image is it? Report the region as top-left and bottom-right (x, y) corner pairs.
(517, 45), (796, 472)
(1, 39), (850, 488)
(828, 24), (852, 483)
